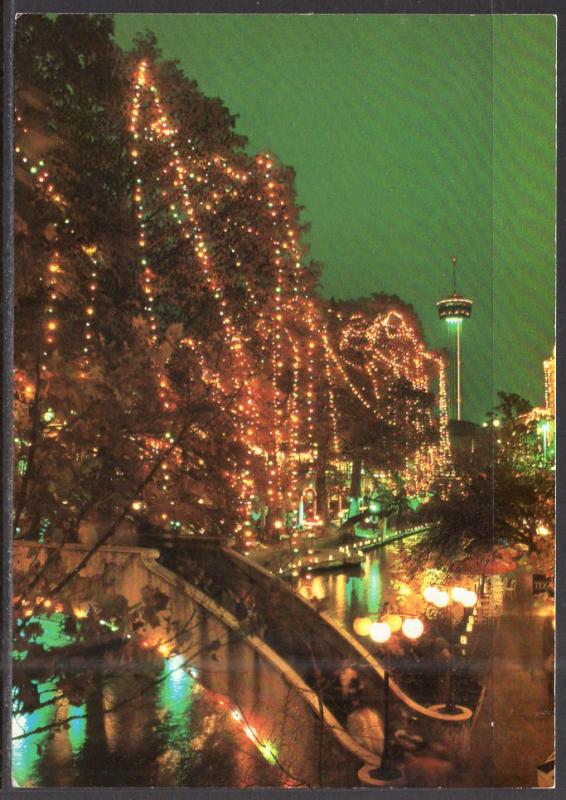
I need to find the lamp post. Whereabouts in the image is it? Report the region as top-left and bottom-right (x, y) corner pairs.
(353, 613), (424, 782)
(423, 586), (477, 714)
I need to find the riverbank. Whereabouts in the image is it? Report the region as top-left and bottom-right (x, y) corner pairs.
(247, 522), (430, 577)
(248, 528), (485, 718)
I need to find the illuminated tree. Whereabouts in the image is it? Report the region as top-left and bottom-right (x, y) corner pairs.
(323, 296), (443, 507)
(15, 15), (453, 564)
(12, 15), (466, 759)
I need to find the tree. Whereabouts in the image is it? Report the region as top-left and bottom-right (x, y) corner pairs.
(14, 16), (250, 553)
(323, 296), (442, 510)
(14, 16), (331, 557)
(495, 391), (533, 422)
(12, 14), (460, 732)
(409, 459), (553, 571)
(408, 392), (555, 572)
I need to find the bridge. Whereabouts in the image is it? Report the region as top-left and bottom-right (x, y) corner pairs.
(13, 538), (474, 786)
(146, 537), (476, 763)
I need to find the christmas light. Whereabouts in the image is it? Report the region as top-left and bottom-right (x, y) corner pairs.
(15, 57), (456, 552)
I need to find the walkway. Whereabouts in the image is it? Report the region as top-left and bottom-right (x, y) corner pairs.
(249, 523), (430, 575)
(463, 568), (554, 787)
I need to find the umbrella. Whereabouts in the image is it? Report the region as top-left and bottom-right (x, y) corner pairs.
(494, 545), (519, 559)
(453, 554), (516, 576)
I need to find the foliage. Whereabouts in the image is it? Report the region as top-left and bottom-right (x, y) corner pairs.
(12, 14), (458, 723)
(408, 392), (554, 572)
(324, 295), (439, 495)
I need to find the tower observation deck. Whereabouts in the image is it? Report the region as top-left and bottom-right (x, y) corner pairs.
(436, 257), (473, 421)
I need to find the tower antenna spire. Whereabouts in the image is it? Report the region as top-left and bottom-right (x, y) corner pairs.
(452, 255), (457, 294)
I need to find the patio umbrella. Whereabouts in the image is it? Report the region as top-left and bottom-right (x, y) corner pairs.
(453, 554), (517, 576)
(494, 545), (520, 559)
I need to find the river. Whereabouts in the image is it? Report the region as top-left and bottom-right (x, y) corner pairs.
(293, 538), (430, 631)
(12, 653), (287, 788)
(295, 546), (398, 627)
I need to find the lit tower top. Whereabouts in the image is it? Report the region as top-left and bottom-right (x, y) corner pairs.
(436, 257), (473, 421)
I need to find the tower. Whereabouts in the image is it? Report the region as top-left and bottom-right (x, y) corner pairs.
(436, 257), (473, 421)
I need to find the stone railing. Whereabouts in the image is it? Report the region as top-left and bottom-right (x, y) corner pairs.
(13, 540), (390, 785)
(222, 546), (475, 758)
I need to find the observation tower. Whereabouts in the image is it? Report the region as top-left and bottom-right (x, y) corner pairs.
(436, 257), (473, 421)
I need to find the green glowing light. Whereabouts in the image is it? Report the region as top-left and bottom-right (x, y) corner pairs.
(12, 679), (58, 787)
(68, 704), (87, 755)
(17, 613), (74, 651)
(258, 740), (278, 765)
(348, 496), (359, 517)
(157, 654), (195, 752)
(38, 518), (50, 543)
(367, 560), (382, 616)
(345, 575), (364, 613)
(42, 408), (55, 423)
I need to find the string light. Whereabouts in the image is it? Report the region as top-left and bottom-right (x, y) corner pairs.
(14, 59), (455, 547)
(126, 59), (453, 516)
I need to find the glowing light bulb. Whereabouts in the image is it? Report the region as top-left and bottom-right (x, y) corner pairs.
(433, 590), (450, 608)
(423, 586), (439, 604)
(353, 617), (372, 637)
(451, 587), (466, 603)
(370, 622), (392, 644)
(461, 590), (478, 608)
(383, 613), (403, 633)
(402, 618), (424, 640)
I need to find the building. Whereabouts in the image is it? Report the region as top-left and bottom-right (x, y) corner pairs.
(544, 345), (556, 418)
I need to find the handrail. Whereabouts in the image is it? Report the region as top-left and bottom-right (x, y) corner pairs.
(223, 546), (472, 723)
(141, 552), (382, 766)
(13, 540), (382, 768)
(319, 612), (471, 722)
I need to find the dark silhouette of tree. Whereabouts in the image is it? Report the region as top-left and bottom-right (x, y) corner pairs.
(408, 392), (554, 572)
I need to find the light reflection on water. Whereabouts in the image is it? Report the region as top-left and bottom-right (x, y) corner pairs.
(296, 546), (400, 628)
(12, 657), (282, 788)
(11, 542), (418, 788)
(12, 679), (58, 788)
(155, 653), (196, 776)
(67, 704), (87, 755)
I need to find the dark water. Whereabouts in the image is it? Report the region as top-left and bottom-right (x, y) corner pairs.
(295, 542), (410, 628)
(12, 656), (284, 788)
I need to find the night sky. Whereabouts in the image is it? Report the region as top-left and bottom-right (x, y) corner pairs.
(115, 14), (556, 422)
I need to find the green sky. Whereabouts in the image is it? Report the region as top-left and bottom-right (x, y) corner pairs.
(115, 14), (556, 422)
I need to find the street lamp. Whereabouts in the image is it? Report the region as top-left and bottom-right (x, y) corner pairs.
(424, 585), (477, 714)
(354, 614), (424, 783)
